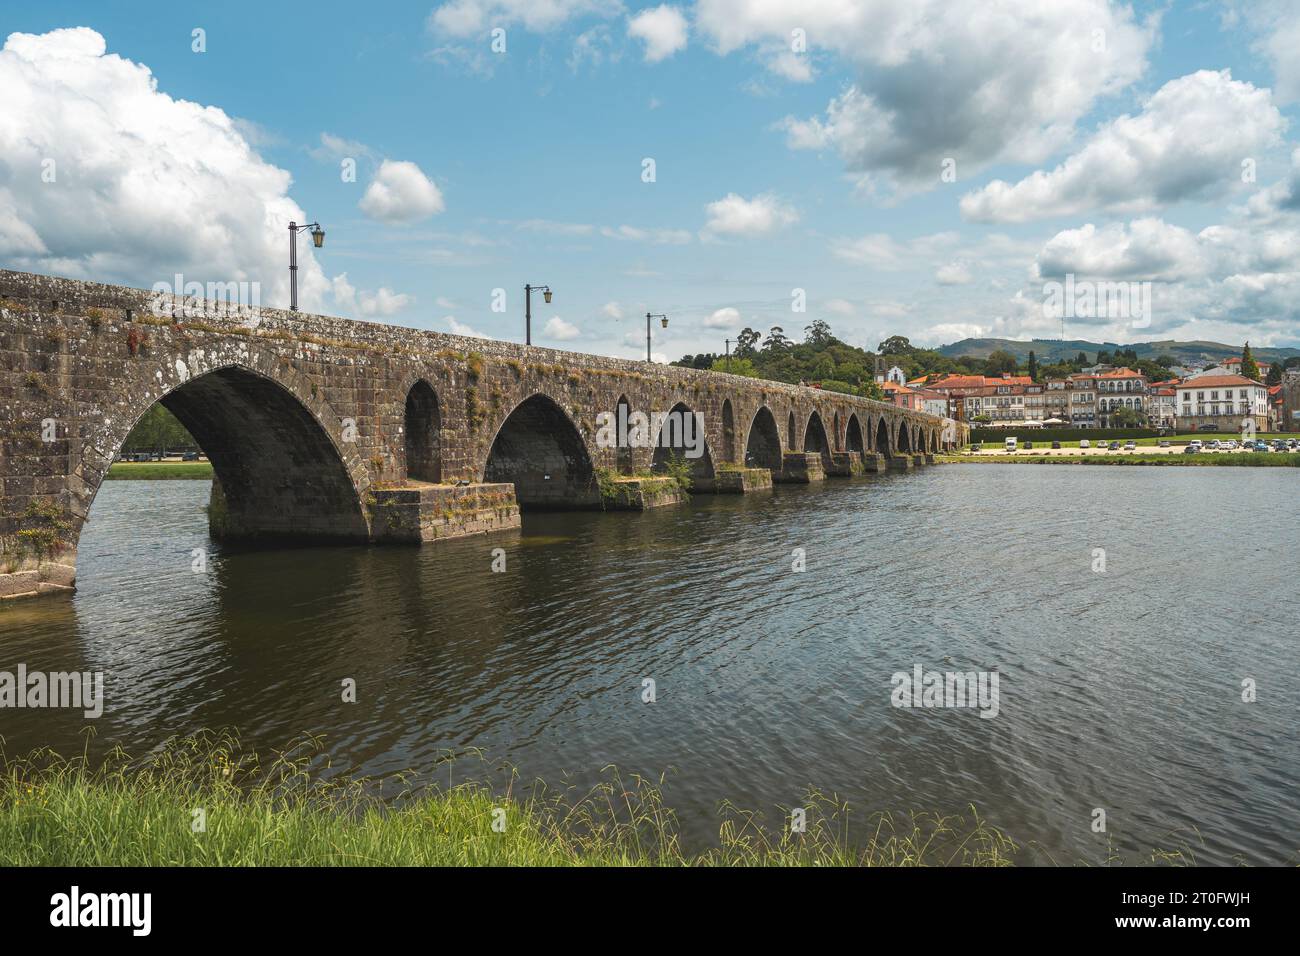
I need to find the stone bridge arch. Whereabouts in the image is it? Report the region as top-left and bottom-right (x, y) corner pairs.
(744, 405), (783, 475)
(21, 349), (374, 596)
(482, 392), (599, 509)
(802, 409), (833, 471)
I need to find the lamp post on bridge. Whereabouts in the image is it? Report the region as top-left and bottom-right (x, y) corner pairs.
(645, 312), (667, 363)
(288, 220), (325, 312)
(524, 284), (553, 346)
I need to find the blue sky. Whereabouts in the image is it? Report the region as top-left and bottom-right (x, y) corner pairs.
(3, 0), (1300, 359)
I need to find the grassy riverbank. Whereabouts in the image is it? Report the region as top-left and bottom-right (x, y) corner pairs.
(0, 733), (1031, 866)
(942, 452), (1300, 466)
(106, 460), (214, 480)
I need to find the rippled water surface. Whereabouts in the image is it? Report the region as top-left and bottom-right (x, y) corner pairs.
(2, 466), (1297, 864)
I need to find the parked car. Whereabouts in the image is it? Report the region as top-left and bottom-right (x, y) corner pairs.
(1188, 440), (1203, 452)
(1023, 440), (1033, 450)
(1107, 441), (1120, 450)
(1183, 444), (1198, 454)
(971, 443), (981, 452)
(1051, 441), (1062, 449)
(1253, 442), (1270, 452)
(182, 451), (200, 461)
(1207, 440), (1221, 450)
(1079, 439), (1091, 449)
(1158, 440), (1171, 447)
(1123, 441), (1136, 451)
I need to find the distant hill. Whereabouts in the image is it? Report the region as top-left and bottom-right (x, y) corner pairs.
(937, 337), (1300, 367)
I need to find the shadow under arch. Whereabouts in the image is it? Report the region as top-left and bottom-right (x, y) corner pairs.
(744, 405), (782, 474)
(803, 410), (832, 470)
(136, 365), (369, 542)
(484, 393), (599, 509)
(652, 401), (715, 483)
(404, 379), (442, 482)
(876, 416), (892, 457)
(846, 413), (865, 457)
(897, 422), (913, 453)
(615, 394), (634, 475)
(720, 399), (736, 464)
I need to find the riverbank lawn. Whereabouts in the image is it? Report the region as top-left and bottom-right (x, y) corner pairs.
(943, 452), (1300, 466)
(987, 433), (1300, 449)
(0, 735), (1021, 867)
(106, 461), (214, 480)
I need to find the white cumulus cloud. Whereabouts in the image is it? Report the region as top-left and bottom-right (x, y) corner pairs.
(331, 274), (414, 317)
(628, 5), (688, 62)
(701, 192), (798, 238)
(544, 316), (581, 340)
(961, 70), (1286, 223)
(359, 159), (445, 223)
(0, 27), (331, 310)
(703, 306), (741, 328)
(710, 0), (1155, 194)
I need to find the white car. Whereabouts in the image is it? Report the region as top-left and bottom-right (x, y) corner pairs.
(1079, 439), (1091, 449)
(1123, 441), (1136, 451)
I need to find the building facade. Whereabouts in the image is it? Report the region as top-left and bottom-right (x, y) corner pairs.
(1174, 375), (1268, 432)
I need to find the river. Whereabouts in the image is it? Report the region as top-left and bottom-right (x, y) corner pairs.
(2, 465), (1296, 865)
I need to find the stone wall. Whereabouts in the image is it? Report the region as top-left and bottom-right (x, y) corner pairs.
(0, 270), (966, 598)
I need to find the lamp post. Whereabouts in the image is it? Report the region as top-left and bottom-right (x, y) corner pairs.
(645, 312), (667, 363)
(524, 284), (552, 346)
(288, 220), (325, 311)
(724, 337), (732, 373)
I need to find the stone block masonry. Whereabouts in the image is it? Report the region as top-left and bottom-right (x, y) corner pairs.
(0, 270), (966, 599)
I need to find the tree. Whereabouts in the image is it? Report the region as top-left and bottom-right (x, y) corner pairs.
(735, 327), (762, 358)
(1240, 342), (1260, 382)
(763, 326), (792, 353)
(877, 335), (913, 355)
(1076, 352), (1089, 366)
(984, 349), (1019, 376)
(1109, 405), (1144, 428)
(803, 319), (834, 348)
(710, 356), (759, 378)
(1027, 350), (1039, 381)
(1266, 362), (1283, 386)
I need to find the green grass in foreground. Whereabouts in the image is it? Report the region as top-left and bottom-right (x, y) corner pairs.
(942, 452), (1300, 466)
(0, 732), (1034, 866)
(106, 461), (214, 480)
(0, 733), (1211, 866)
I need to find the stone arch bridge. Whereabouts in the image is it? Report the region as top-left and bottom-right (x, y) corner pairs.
(0, 271), (966, 599)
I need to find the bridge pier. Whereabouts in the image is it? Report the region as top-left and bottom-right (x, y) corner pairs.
(598, 476), (685, 510)
(707, 467), (774, 493)
(912, 454), (927, 468)
(826, 451), (863, 477)
(861, 452), (887, 474)
(368, 482), (521, 543)
(887, 456), (914, 471)
(777, 452), (826, 483)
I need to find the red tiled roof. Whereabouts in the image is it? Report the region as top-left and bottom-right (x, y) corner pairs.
(1176, 375), (1263, 389)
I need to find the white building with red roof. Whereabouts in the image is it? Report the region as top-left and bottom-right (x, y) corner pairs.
(1174, 374), (1268, 432)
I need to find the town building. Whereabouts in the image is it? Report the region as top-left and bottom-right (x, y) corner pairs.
(1066, 373), (1098, 427)
(1094, 367), (1148, 427)
(1174, 375), (1269, 432)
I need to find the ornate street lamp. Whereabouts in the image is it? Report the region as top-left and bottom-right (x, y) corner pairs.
(288, 220), (325, 311)
(524, 284), (552, 345)
(646, 312), (667, 363)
